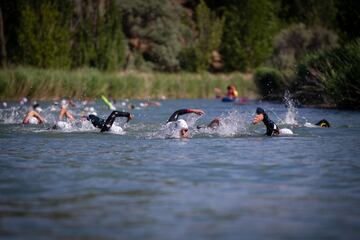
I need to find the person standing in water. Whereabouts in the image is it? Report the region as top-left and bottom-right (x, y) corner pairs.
(166, 109), (204, 138)
(87, 111), (133, 132)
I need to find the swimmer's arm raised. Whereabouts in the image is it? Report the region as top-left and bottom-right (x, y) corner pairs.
(167, 109), (204, 122)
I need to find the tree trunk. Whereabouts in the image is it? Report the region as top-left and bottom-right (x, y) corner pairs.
(0, 6), (7, 67)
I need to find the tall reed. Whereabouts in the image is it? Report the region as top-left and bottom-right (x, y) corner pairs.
(0, 67), (257, 100)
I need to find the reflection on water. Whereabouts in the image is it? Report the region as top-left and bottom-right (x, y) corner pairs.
(1, 99), (360, 239)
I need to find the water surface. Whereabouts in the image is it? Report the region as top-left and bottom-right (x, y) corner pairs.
(1, 99), (360, 239)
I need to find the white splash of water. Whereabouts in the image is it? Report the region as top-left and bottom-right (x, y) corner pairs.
(197, 110), (251, 137)
(0, 106), (24, 123)
(283, 90), (298, 125)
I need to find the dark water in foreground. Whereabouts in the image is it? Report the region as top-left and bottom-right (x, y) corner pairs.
(0, 99), (360, 240)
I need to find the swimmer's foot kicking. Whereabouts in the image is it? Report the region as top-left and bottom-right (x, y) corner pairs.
(166, 109), (204, 138)
(88, 111), (133, 132)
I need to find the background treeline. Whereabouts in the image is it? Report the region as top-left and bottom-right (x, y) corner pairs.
(0, 0), (359, 108)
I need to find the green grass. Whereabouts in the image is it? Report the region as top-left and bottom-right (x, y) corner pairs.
(0, 67), (257, 100)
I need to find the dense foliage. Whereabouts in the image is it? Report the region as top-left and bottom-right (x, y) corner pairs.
(294, 39), (360, 109)
(0, 0), (359, 72)
(221, 0), (279, 71)
(254, 67), (284, 100)
(0, 0), (359, 107)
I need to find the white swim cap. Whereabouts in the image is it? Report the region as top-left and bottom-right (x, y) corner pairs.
(29, 117), (39, 124)
(61, 99), (68, 107)
(175, 119), (188, 130)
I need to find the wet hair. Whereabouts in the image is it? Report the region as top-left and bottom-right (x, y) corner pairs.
(256, 107), (265, 115)
(315, 119), (330, 127)
(32, 103), (40, 109)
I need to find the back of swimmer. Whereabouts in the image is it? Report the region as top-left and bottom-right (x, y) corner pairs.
(315, 119), (330, 128)
(88, 110), (133, 132)
(23, 104), (45, 124)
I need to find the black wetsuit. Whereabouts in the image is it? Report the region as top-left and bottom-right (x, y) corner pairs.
(88, 111), (131, 132)
(256, 108), (279, 136)
(167, 109), (191, 123)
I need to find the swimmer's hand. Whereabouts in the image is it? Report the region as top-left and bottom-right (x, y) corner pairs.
(252, 114), (264, 125)
(126, 114), (134, 122)
(190, 109), (205, 116)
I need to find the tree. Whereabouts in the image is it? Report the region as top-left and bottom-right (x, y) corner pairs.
(0, 5), (6, 67)
(18, 1), (71, 68)
(179, 0), (224, 72)
(220, 0), (279, 71)
(71, 0), (126, 70)
(278, 0), (337, 28)
(120, 0), (191, 71)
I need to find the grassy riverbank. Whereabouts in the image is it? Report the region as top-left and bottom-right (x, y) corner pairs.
(0, 67), (257, 100)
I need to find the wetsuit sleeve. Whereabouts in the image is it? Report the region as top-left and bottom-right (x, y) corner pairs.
(263, 114), (279, 136)
(100, 111), (131, 132)
(167, 109), (191, 122)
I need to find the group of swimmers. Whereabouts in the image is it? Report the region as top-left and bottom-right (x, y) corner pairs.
(21, 98), (330, 138)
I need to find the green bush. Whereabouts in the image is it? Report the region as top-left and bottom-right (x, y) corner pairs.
(254, 67), (284, 99)
(294, 39), (360, 109)
(271, 24), (338, 72)
(221, 0), (279, 71)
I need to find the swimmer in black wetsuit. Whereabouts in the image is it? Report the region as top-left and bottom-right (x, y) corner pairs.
(167, 109), (204, 123)
(315, 119), (330, 127)
(252, 107), (280, 136)
(88, 111), (133, 132)
(166, 109), (204, 138)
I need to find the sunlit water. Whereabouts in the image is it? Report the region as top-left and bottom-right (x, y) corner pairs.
(1, 99), (360, 240)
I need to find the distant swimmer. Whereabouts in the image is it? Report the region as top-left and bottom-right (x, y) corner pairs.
(196, 117), (221, 130)
(166, 109), (204, 138)
(315, 119), (330, 128)
(59, 99), (75, 121)
(23, 103), (45, 124)
(252, 107), (293, 136)
(87, 110), (133, 132)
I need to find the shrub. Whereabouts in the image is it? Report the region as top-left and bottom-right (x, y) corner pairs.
(294, 39), (360, 109)
(271, 24), (338, 71)
(254, 67), (284, 99)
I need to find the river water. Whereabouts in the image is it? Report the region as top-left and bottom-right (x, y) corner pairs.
(1, 99), (360, 240)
